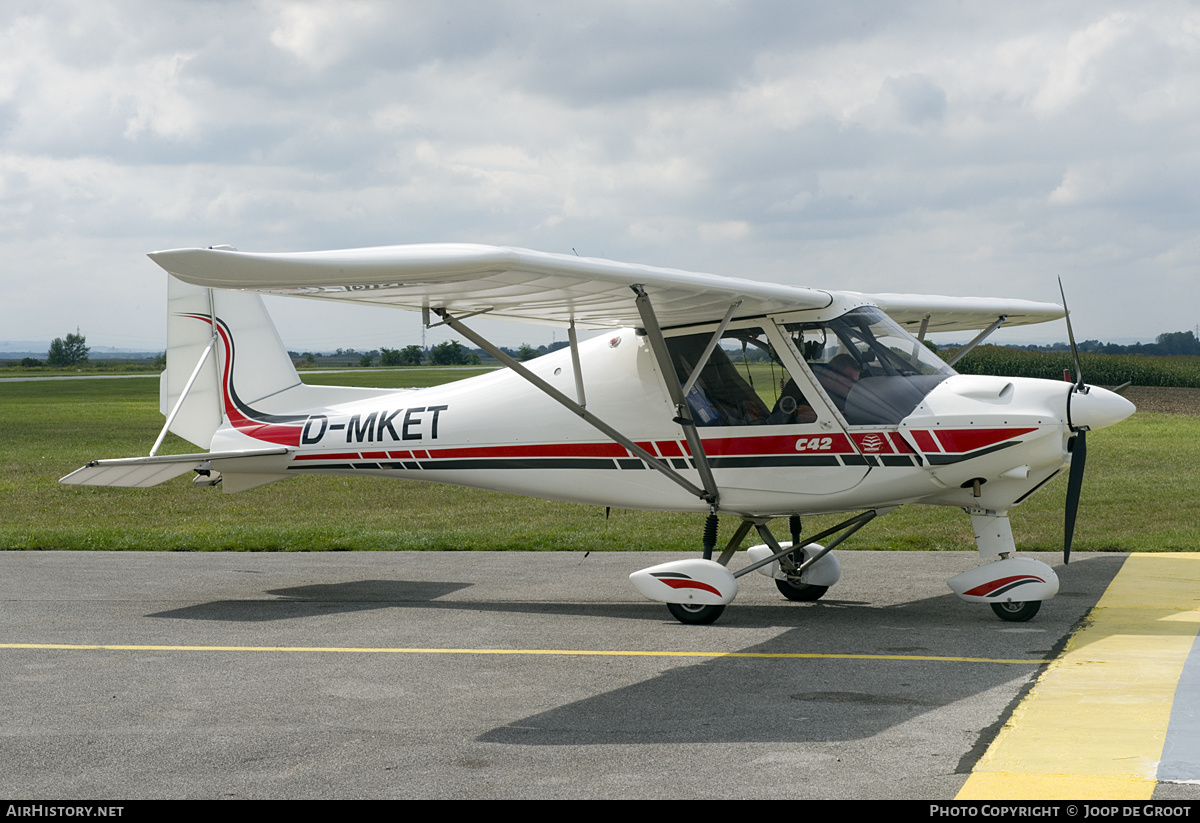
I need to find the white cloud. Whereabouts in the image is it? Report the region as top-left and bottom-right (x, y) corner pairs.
(3, 0), (1200, 350)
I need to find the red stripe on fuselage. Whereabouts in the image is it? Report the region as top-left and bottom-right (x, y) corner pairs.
(933, 428), (1037, 454)
(685, 434), (856, 456)
(425, 442), (627, 460)
(289, 427), (1036, 465)
(910, 430), (941, 453)
(656, 440), (684, 457)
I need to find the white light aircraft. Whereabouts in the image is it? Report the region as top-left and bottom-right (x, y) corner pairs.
(63, 244), (1135, 625)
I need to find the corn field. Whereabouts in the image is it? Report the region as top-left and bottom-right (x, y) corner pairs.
(946, 345), (1200, 388)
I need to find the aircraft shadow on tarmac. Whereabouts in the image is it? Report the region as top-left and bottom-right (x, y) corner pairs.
(468, 590), (1091, 747)
(471, 557), (1129, 747)
(147, 580), (475, 621)
(146, 580), (1061, 746)
(476, 635), (1020, 747)
(136, 556), (1152, 747)
(144, 577), (948, 624)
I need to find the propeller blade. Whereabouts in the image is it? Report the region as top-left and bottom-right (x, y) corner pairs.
(1058, 277), (1085, 391)
(1063, 429), (1087, 564)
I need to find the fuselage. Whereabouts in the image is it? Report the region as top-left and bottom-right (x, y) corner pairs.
(208, 308), (1134, 518)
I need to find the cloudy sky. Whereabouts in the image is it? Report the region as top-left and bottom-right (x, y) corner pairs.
(2, 0), (1198, 352)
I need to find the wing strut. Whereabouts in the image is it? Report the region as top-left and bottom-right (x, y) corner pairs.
(946, 315), (1007, 367)
(567, 320), (586, 408)
(150, 287), (219, 457)
(151, 334), (216, 456)
(430, 308), (711, 503)
(631, 285), (721, 509)
(681, 300), (741, 397)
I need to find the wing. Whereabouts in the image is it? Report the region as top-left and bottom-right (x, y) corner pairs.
(149, 244), (834, 330)
(149, 244), (1064, 332)
(850, 292), (1065, 334)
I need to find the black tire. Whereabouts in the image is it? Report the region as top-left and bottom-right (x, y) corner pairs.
(775, 579), (829, 602)
(990, 600), (1041, 622)
(667, 602), (726, 625)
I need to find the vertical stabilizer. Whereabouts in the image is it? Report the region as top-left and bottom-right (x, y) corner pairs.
(161, 277), (300, 449)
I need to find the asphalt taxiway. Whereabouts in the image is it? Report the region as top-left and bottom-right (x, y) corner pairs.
(1, 550), (1196, 799)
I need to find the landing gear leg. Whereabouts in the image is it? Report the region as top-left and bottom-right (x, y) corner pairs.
(660, 512), (729, 624)
(776, 514), (829, 601)
(702, 510), (719, 560)
(949, 510), (1059, 622)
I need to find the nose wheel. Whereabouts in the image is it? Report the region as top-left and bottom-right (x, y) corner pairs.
(990, 600), (1041, 622)
(775, 579), (829, 602)
(667, 602), (726, 625)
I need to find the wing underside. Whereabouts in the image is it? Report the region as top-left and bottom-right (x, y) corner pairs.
(149, 244), (1064, 332)
(856, 292), (1065, 334)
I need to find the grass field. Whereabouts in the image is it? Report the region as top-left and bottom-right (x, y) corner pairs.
(1, 369), (1195, 553)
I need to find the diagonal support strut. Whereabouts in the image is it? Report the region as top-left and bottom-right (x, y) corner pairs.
(431, 307), (710, 502)
(631, 285), (721, 508)
(732, 510), (883, 579)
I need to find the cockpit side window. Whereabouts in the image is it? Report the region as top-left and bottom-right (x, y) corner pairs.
(784, 307), (955, 426)
(664, 326), (819, 427)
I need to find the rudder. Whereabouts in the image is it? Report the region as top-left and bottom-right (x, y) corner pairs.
(161, 277), (300, 449)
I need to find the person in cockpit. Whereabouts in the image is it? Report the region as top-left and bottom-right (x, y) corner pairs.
(814, 353), (862, 412)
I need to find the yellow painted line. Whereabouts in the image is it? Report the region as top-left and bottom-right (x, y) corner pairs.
(957, 553), (1200, 801)
(0, 642), (1040, 665)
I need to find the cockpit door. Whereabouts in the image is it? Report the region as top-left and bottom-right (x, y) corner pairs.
(661, 321), (870, 496)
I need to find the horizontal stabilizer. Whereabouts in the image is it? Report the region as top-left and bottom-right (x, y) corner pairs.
(60, 447), (291, 488)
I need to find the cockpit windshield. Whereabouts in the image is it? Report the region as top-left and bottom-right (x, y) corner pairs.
(783, 307), (956, 426)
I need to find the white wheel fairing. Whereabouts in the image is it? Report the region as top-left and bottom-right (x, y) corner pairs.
(630, 559), (738, 606)
(745, 543), (841, 588)
(947, 556), (1059, 604)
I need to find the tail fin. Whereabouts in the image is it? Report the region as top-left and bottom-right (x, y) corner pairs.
(161, 277), (300, 449)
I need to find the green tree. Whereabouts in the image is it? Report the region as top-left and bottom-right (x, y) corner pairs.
(47, 332), (89, 367)
(359, 353), (374, 367)
(517, 343), (539, 361)
(428, 340), (479, 365)
(401, 345), (424, 365)
(379, 347), (402, 367)
(1156, 331), (1200, 356)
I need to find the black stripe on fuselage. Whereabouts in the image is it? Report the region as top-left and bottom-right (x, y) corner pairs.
(924, 441), (1019, 465)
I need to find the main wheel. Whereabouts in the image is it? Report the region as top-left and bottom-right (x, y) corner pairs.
(991, 600), (1041, 622)
(775, 579), (829, 602)
(667, 602), (726, 625)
